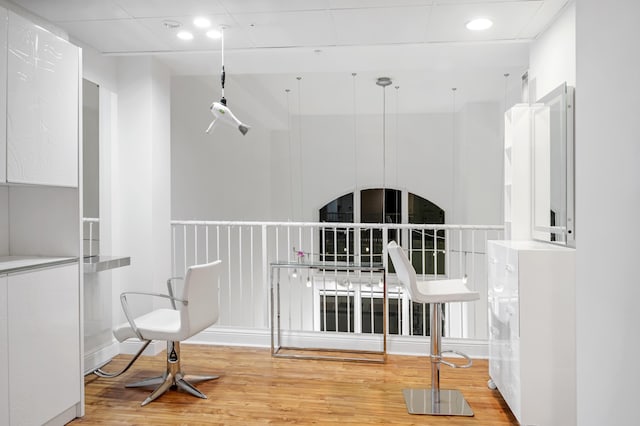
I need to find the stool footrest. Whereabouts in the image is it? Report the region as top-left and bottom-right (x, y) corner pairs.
(437, 350), (473, 369)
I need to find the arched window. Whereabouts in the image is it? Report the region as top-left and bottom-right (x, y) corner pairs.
(318, 189), (445, 273)
(319, 193), (354, 262)
(317, 189), (446, 336)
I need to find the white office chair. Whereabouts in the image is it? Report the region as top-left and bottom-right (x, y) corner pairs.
(387, 241), (479, 416)
(94, 260), (222, 406)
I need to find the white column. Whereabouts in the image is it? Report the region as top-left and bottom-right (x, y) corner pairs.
(576, 1), (640, 424)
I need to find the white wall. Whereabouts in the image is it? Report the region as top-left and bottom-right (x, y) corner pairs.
(171, 74), (503, 226)
(82, 47), (173, 358)
(82, 46), (120, 366)
(112, 56), (172, 326)
(271, 113), (456, 222)
(171, 76), (272, 221)
(528, 1), (576, 101)
(576, 1), (640, 424)
(453, 102), (503, 224)
(81, 43), (118, 93)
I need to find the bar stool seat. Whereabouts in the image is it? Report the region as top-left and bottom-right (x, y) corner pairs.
(387, 241), (479, 416)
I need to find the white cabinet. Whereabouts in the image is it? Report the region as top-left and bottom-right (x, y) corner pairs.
(6, 10), (79, 187)
(0, 275), (7, 426)
(488, 240), (575, 426)
(6, 263), (81, 426)
(503, 105), (532, 240)
(0, 6), (7, 183)
(0, 8), (83, 425)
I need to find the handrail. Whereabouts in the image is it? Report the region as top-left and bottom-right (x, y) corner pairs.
(171, 219), (503, 231)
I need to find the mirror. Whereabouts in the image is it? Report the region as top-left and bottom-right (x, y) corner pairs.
(83, 79), (100, 256)
(532, 82), (575, 246)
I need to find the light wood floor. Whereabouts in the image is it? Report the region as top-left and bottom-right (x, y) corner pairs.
(73, 345), (517, 425)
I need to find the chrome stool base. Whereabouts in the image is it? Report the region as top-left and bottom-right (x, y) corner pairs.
(403, 389), (473, 416)
(126, 341), (219, 406)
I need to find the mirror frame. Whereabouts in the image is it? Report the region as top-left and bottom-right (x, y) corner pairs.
(531, 82), (575, 247)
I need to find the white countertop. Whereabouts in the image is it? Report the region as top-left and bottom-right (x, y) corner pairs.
(0, 256), (78, 274)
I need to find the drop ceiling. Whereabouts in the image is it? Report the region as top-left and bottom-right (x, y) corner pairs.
(7, 0), (571, 122)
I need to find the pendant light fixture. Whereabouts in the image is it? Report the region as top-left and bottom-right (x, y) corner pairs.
(205, 27), (250, 136)
(376, 77), (392, 224)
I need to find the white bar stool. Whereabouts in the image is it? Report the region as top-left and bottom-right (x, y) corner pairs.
(387, 241), (480, 416)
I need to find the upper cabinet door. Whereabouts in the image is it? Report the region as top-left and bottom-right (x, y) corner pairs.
(6, 11), (79, 187)
(0, 8), (7, 183)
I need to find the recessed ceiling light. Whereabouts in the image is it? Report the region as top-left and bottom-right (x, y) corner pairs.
(193, 17), (211, 28)
(466, 18), (493, 31)
(206, 29), (222, 39)
(177, 30), (194, 41)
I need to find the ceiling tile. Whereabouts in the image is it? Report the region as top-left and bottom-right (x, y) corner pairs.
(219, 0), (331, 14)
(112, 0), (227, 19)
(10, 0), (131, 22)
(328, 0), (434, 8)
(233, 10), (336, 48)
(425, 1), (543, 42)
(331, 6), (431, 46)
(137, 16), (255, 51)
(62, 19), (169, 53)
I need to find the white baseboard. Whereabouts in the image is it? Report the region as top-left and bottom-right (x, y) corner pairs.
(101, 326), (488, 359)
(83, 341), (120, 375)
(118, 340), (164, 356)
(183, 326), (488, 359)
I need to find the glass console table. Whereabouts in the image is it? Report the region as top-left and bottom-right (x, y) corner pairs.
(270, 259), (387, 363)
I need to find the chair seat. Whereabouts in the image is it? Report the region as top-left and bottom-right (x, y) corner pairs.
(114, 308), (187, 342)
(411, 278), (480, 304)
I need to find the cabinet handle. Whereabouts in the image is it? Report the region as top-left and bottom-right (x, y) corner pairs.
(505, 264), (514, 272)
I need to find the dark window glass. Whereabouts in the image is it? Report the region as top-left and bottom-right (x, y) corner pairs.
(361, 297), (402, 335)
(320, 295), (355, 332)
(408, 193), (445, 275)
(319, 193), (354, 262)
(360, 188), (400, 264)
(410, 302), (445, 337)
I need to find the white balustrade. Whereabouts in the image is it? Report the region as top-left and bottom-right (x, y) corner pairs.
(170, 220), (503, 342)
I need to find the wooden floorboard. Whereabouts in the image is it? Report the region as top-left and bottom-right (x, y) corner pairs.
(73, 345), (518, 425)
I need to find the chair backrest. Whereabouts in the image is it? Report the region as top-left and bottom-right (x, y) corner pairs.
(180, 260), (222, 338)
(387, 241), (418, 301)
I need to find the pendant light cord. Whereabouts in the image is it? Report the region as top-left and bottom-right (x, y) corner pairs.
(286, 89), (293, 221)
(382, 85), (386, 223)
(220, 27), (226, 103)
(352, 73), (358, 197)
(395, 85), (399, 189)
(297, 76), (304, 221)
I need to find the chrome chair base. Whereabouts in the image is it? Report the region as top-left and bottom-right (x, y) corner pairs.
(403, 389), (473, 416)
(126, 341), (219, 406)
